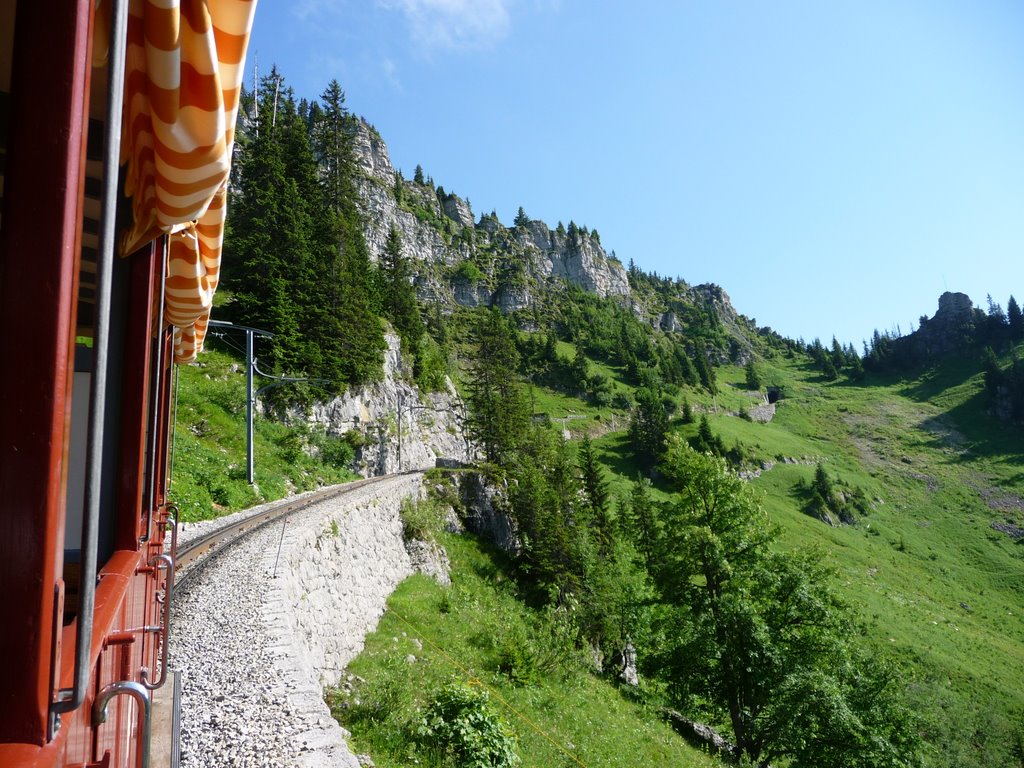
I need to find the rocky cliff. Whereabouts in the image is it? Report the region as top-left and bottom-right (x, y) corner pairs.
(301, 332), (473, 476)
(351, 119), (629, 312)
(895, 291), (981, 359)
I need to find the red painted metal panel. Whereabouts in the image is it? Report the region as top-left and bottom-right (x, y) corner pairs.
(115, 243), (159, 552)
(0, 0), (95, 747)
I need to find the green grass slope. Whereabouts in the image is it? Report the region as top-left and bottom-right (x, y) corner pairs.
(170, 345), (359, 522)
(332, 534), (721, 768)
(585, 350), (1024, 767)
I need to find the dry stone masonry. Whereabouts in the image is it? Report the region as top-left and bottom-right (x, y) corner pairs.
(171, 473), (446, 768)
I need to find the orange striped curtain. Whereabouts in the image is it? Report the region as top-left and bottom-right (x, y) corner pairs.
(120, 0), (257, 363)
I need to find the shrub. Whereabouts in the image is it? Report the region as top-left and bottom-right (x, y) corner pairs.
(400, 497), (444, 542)
(418, 683), (520, 768)
(454, 260), (484, 282)
(311, 429), (355, 469)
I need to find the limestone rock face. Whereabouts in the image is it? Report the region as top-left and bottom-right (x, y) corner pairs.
(349, 119), (630, 309)
(936, 291), (974, 321)
(455, 473), (520, 554)
(894, 291), (978, 359)
(442, 194), (474, 228)
(345, 118), (762, 362)
(302, 333), (473, 477)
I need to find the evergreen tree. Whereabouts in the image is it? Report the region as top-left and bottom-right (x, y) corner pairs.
(514, 206), (529, 227)
(413, 164), (425, 184)
(1008, 295), (1023, 342)
(379, 227), (425, 355)
(465, 309), (531, 465)
(694, 351), (717, 394)
(981, 346), (1003, 400)
(569, 346), (590, 393)
(812, 462), (834, 509)
(226, 68), (315, 375)
(578, 436), (611, 542)
(310, 78), (385, 386)
(676, 346), (699, 387)
(985, 294), (1008, 346)
(830, 336), (845, 371)
(745, 359), (762, 391)
(629, 474), (657, 570)
(629, 386), (669, 471)
(680, 398), (694, 424)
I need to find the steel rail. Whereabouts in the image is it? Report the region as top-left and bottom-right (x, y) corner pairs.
(173, 471), (423, 580)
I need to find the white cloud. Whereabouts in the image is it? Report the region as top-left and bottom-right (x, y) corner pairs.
(381, 57), (404, 90)
(378, 0), (512, 52)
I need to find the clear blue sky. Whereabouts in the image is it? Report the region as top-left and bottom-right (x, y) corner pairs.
(245, 1), (1024, 348)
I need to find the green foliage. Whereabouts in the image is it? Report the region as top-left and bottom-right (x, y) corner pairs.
(415, 332), (451, 393)
(418, 683), (521, 768)
(465, 309), (531, 465)
(744, 359), (761, 391)
(692, 414), (726, 457)
(454, 259), (484, 282)
(652, 437), (922, 767)
(170, 347), (357, 522)
(309, 427), (356, 469)
(578, 436), (611, 531)
(1009, 295), (1023, 341)
(380, 227), (426, 358)
(399, 496), (445, 542)
(224, 71), (384, 394)
(629, 386), (669, 471)
(493, 606), (581, 686)
(333, 537), (719, 768)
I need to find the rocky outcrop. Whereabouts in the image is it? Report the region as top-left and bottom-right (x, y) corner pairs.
(347, 118), (763, 359)
(350, 119), (630, 309)
(895, 291), (979, 359)
(442, 194), (475, 228)
(301, 332), (473, 477)
(452, 472), (520, 554)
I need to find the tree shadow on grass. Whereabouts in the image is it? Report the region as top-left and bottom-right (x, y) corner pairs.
(901, 391), (1024, 465)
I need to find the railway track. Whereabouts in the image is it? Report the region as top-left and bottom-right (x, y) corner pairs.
(173, 471), (421, 581)
(158, 473), (428, 765)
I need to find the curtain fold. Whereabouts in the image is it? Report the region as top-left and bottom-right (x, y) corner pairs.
(120, 0), (256, 363)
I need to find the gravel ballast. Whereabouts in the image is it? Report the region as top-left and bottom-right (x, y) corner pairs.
(170, 473), (425, 768)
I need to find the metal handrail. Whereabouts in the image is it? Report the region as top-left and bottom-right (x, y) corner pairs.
(141, 242), (168, 544)
(163, 504), (180, 558)
(52, 0), (130, 723)
(93, 681), (151, 768)
(141, 553), (174, 691)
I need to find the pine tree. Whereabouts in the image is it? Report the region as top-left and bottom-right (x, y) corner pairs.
(413, 164), (425, 184)
(310, 78), (385, 386)
(465, 309), (531, 465)
(578, 437), (610, 524)
(694, 351), (717, 394)
(1008, 295), (1023, 342)
(681, 398), (694, 423)
(226, 68), (314, 375)
(629, 474), (656, 570)
(514, 206), (529, 227)
(745, 359), (762, 391)
(629, 386), (669, 470)
(380, 227), (424, 355)
(813, 462), (834, 506)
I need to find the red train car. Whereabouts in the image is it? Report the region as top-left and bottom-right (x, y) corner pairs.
(0, 2), (255, 766)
